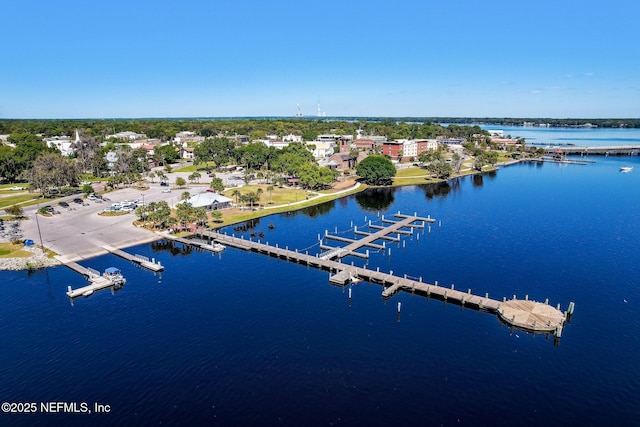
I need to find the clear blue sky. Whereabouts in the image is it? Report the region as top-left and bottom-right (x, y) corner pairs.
(2, 0), (639, 119)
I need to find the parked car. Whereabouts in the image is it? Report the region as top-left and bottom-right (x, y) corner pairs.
(9, 186), (24, 191)
(161, 188), (171, 193)
(73, 198), (83, 204)
(160, 182), (169, 186)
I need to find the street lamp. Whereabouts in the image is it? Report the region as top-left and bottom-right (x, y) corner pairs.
(141, 193), (145, 225)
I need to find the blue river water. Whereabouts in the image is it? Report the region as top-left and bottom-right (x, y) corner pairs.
(2, 152), (640, 426)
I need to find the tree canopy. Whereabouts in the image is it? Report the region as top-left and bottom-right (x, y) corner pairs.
(356, 155), (396, 185)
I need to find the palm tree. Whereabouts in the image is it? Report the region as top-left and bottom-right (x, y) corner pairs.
(180, 191), (191, 201)
(191, 171), (201, 183)
(256, 188), (263, 208)
(266, 185), (274, 204)
(231, 189), (241, 206)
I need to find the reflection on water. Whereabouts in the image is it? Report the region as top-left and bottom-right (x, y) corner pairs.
(301, 199), (335, 217)
(355, 187), (395, 211)
(423, 181), (452, 199)
(151, 239), (194, 256)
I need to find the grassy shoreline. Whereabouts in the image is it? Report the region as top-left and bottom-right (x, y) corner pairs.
(210, 162), (510, 228)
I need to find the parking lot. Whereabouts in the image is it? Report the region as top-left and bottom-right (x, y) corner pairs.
(17, 184), (198, 261)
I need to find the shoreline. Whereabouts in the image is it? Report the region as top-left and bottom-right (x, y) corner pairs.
(1, 161), (524, 271)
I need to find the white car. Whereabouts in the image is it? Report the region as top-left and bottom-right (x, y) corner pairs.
(9, 186), (24, 191)
(161, 188), (171, 193)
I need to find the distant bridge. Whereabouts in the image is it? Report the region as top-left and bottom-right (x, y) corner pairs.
(535, 145), (640, 156)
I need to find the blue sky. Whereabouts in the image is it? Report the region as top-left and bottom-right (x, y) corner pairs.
(2, 0), (639, 119)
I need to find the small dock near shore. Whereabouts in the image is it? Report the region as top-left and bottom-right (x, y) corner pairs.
(164, 235), (226, 253)
(102, 245), (164, 271)
(61, 262), (126, 299)
(195, 211), (571, 338)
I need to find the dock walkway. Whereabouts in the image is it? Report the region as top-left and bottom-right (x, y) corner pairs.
(102, 245), (164, 272)
(60, 261), (125, 299)
(196, 215), (567, 335)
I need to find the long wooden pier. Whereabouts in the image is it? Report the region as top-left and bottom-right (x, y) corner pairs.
(102, 245), (164, 271)
(196, 212), (569, 336)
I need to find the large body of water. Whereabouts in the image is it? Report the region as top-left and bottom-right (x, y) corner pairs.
(480, 124), (640, 147)
(2, 128), (640, 426)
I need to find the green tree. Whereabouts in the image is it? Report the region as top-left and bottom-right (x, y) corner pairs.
(426, 160), (453, 179)
(209, 177), (224, 193)
(355, 155), (396, 185)
(81, 184), (94, 196)
(266, 185), (274, 204)
(231, 189), (241, 206)
(5, 204), (24, 218)
(211, 210), (223, 223)
(175, 177), (186, 188)
(27, 152), (78, 195)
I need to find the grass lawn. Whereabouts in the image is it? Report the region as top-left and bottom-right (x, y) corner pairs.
(214, 183), (366, 227)
(0, 242), (32, 258)
(174, 162), (217, 173)
(223, 184), (313, 206)
(0, 193), (43, 210)
(395, 167), (427, 177)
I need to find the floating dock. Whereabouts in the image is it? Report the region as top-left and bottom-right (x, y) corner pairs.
(102, 245), (164, 271)
(164, 235), (226, 253)
(197, 212), (569, 336)
(62, 262), (125, 299)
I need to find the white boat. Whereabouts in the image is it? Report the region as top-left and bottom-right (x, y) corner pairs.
(201, 243), (226, 253)
(103, 267), (126, 286)
(82, 290), (94, 297)
(620, 166), (633, 172)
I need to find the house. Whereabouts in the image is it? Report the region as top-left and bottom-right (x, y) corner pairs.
(179, 192), (232, 210)
(327, 153), (357, 170)
(308, 140), (335, 159)
(326, 137), (357, 170)
(182, 146), (194, 159)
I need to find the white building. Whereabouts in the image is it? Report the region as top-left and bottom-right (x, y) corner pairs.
(283, 134), (303, 143)
(307, 140), (335, 160)
(106, 131), (147, 141)
(44, 130), (80, 156)
(179, 192), (232, 210)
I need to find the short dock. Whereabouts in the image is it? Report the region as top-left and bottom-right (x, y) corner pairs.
(66, 277), (116, 299)
(319, 212), (434, 260)
(61, 263), (125, 299)
(197, 212), (568, 336)
(102, 245), (164, 271)
(165, 235), (225, 253)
